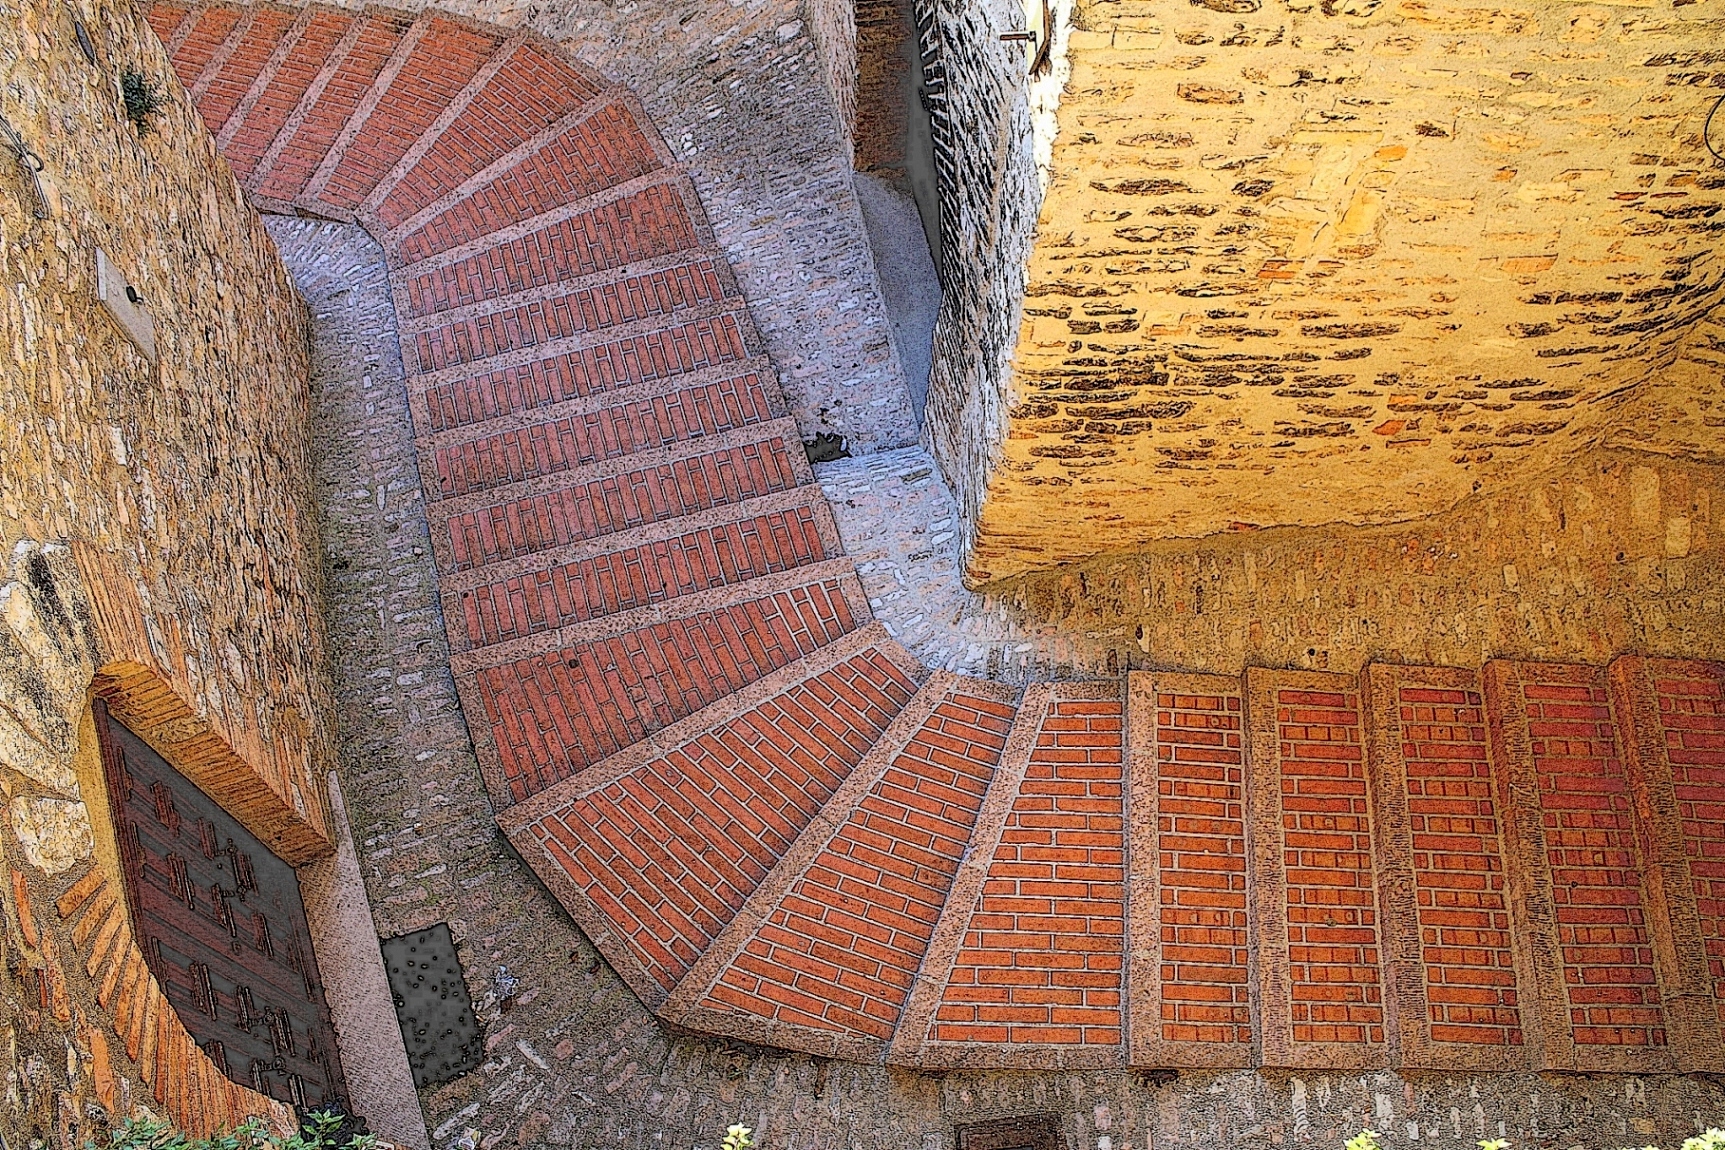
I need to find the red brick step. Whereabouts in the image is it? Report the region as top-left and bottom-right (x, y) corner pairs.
(495, 625), (925, 1005)
(664, 673), (1018, 1061)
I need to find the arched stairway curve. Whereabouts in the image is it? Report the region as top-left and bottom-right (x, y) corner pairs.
(148, 2), (1725, 1077)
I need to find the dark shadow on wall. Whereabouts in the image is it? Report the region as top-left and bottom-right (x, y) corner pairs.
(852, 0), (943, 419)
(854, 174), (940, 418)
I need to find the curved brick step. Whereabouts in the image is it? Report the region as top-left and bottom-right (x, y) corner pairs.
(493, 625), (927, 1005)
(154, 2), (1725, 1076)
(662, 672), (1019, 1060)
(899, 682), (1127, 1069)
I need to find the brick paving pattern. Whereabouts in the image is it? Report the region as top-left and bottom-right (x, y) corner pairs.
(1654, 667), (1725, 1027)
(932, 694), (1125, 1050)
(1273, 686), (1384, 1048)
(1523, 668), (1666, 1050)
(1396, 685), (1521, 1048)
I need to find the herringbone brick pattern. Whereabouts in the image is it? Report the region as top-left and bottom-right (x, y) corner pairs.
(158, 1), (1725, 1077)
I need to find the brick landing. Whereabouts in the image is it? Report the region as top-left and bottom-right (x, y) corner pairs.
(158, 1), (1725, 1076)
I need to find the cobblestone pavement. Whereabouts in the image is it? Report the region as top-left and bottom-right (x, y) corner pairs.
(816, 447), (1120, 682)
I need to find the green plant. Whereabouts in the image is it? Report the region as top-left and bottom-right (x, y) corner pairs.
(1341, 1127), (1725, 1150)
(721, 1125), (754, 1150)
(1625, 1129), (1725, 1150)
(119, 68), (168, 136)
(89, 1109), (375, 1150)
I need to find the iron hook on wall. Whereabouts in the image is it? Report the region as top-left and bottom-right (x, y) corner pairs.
(1, 113), (52, 220)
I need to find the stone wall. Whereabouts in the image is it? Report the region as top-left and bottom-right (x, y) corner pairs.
(807, 0), (858, 168)
(916, 0), (1053, 555)
(0, 0), (343, 1137)
(954, 0), (1725, 581)
(853, 0), (912, 181)
(992, 449), (1725, 676)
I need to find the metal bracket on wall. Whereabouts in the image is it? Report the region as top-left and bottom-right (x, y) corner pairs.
(998, 0), (1053, 75)
(1, 113), (52, 220)
(96, 247), (158, 361)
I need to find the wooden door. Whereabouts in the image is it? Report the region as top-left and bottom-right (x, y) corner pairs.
(95, 701), (351, 1116)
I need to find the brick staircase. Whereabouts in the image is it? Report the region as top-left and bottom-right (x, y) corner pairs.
(150, 2), (1725, 1075)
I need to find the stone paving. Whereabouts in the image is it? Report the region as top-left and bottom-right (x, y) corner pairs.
(815, 447), (1118, 682)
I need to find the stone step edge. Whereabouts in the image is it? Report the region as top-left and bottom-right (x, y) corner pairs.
(300, 14), (435, 204)
(882, 681), (1056, 1065)
(1123, 669), (1257, 1071)
(162, 0), (211, 57)
(186, 5), (261, 102)
(387, 166), (687, 275)
(246, 12), (373, 192)
(896, 680), (1126, 1070)
(446, 555), (866, 673)
(493, 619), (927, 830)
(357, 29), (531, 215)
(436, 486), (846, 658)
(378, 87), (639, 243)
(212, 5), (316, 152)
(492, 622), (928, 1010)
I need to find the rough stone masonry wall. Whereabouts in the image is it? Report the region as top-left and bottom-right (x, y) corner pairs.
(951, 0), (1725, 581)
(917, 0), (1065, 553)
(293, 0), (917, 454)
(988, 447), (1725, 677)
(0, 0), (341, 1139)
(289, 216), (1725, 1150)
